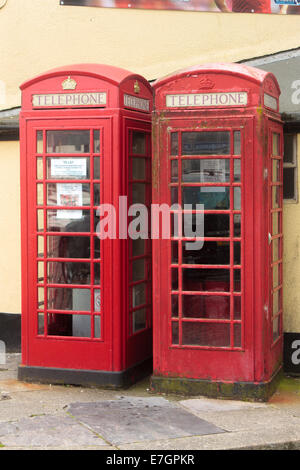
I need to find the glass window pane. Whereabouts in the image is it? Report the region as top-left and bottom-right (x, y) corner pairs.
(171, 212), (180, 238)
(94, 264), (101, 285)
(37, 261), (44, 284)
(47, 313), (73, 336)
(47, 235), (91, 259)
(171, 160), (178, 182)
(47, 157), (89, 180)
(182, 294), (205, 318)
(132, 158), (146, 180)
(283, 168), (295, 200)
(234, 323), (241, 347)
(172, 321), (179, 344)
(94, 315), (101, 338)
(171, 133), (178, 156)
(37, 131), (43, 154)
(233, 131), (241, 155)
(234, 269), (241, 292)
(182, 187), (230, 210)
(132, 308), (147, 333)
(72, 314), (91, 337)
(273, 263), (280, 289)
(38, 313), (44, 335)
(182, 132), (230, 155)
(132, 283), (146, 308)
(38, 236), (44, 257)
(272, 212), (280, 235)
(272, 133), (280, 157)
(172, 268), (178, 290)
(234, 242), (241, 265)
(93, 130), (100, 154)
(132, 131), (146, 155)
(37, 210), (44, 231)
(182, 241), (230, 265)
(94, 237), (100, 259)
(47, 130), (90, 153)
(48, 287), (91, 311)
(234, 214), (241, 237)
(47, 313), (92, 337)
(171, 187), (178, 205)
(234, 187), (241, 210)
(37, 184), (43, 206)
(272, 159), (280, 183)
(272, 237), (280, 263)
(132, 239), (145, 257)
(94, 289), (101, 311)
(37, 157), (43, 180)
(182, 322), (230, 347)
(94, 157), (100, 179)
(47, 210), (91, 232)
(204, 214), (230, 237)
(171, 241), (178, 264)
(273, 290), (281, 316)
(171, 294), (178, 317)
(132, 259), (145, 282)
(182, 159), (230, 183)
(183, 269), (230, 291)
(132, 183), (146, 204)
(47, 261), (90, 285)
(93, 183), (100, 206)
(234, 160), (241, 182)
(38, 287), (44, 308)
(272, 186), (281, 208)
(273, 316), (280, 342)
(234, 296), (241, 320)
(205, 295), (230, 319)
(47, 183), (90, 206)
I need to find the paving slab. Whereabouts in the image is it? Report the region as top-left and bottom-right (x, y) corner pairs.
(67, 397), (225, 446)
(118, 424), (300, 450)
(0, 414), (110, 449)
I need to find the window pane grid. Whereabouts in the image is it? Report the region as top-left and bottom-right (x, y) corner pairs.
(128, 129), (151, 336)
(270, 132), (283, 346)
(169, 129), (243, 350)
(35, 128), (103, 340)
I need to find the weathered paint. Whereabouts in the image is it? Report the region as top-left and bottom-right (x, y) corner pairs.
(151, 63), (283, 400)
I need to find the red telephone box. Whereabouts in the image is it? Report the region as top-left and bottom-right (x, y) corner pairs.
(151, 63), (283, 400)
(18, 64), (153, 387)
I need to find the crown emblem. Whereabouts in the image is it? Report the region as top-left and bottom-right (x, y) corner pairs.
(198, 77), (215, 90)
(134, 81), (140, 94)
(62, 76), (77, 90)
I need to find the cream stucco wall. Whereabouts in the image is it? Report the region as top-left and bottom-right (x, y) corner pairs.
(283, 134), (300, 333)
(0, 141), (21, 313)
(1, 0), (300, 110)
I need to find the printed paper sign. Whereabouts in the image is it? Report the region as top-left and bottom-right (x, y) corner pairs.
(51, 158), (87, 179)
(57, 183), (83, 219)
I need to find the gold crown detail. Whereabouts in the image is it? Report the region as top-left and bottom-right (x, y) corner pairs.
(134, 81), (140, 94)
(62, 76), (77, 90)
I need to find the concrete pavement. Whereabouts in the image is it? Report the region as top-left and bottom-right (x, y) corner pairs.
(1, 354), (300, 450)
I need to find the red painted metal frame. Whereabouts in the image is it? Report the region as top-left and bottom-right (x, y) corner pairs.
(19, 65), (153, 374)
(152, 63), (283, 384)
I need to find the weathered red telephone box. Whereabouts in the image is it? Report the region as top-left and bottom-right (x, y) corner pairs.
(18, 64), (153, 387)
(151, 63), (283, 400)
